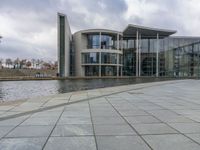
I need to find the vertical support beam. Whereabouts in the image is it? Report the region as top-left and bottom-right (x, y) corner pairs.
(156, 33), (159, 77)
(99, 32), (101, 77)
(136, 30), (139, 77)
(117, 54), (119, 77)
(138, 34), (141, 77)
(191, 44), (194, 77)
(117, 33), (120, 77)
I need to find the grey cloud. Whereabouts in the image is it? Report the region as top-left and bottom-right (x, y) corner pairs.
(0, 37), (56, 60)
(0, 0), (200, 61)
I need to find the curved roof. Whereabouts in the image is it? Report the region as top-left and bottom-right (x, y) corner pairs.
(123, 24), (177, 39)
(74, 29), (123, 35)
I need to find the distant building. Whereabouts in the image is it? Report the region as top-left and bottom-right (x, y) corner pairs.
(58, 13), (200, 77)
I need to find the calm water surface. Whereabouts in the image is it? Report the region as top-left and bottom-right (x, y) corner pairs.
(0, 78), (172, 101)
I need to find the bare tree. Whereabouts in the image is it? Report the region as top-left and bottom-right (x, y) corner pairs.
(13, 58), (20, 69)
(42, 62), (51, 69)
(20, 59), (27, 69)
(0, 58), (3, 64)
(0, 58), (3, 69)
(36, 59), (41, 69)
(53, 61), (58, 70)
(26, 61), (32, 68)
(31, 59), (36, 69)
(5, 58), (12, 68)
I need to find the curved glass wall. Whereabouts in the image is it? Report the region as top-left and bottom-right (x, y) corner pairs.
(85, 66), (99, 76)
(101, 66), (117, 76)
(87, 34), (119, 50)
(82, 52), (99, 64)
(88, 35), (100, 49)
(101, 53), (117, 64)
(101, 35), (117, 49)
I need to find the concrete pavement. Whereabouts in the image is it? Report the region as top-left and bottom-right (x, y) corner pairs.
(0, 80), (200, 150)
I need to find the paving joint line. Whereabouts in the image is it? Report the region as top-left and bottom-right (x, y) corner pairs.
(88, 98), (99, 150)
(105, 97), (154, 150)
(0, 114), (33, 140)
(132, 92), (200, 125)
(123, 96), (200, 147)
(42, 106), (65, 150)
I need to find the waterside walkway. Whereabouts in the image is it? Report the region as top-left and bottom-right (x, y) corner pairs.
(0, 80), (200, 149)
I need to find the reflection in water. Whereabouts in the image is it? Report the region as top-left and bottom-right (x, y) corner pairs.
(0, 78), (172, 101)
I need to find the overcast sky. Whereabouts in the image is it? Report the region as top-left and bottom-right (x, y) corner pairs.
(0, 0), (200, 61)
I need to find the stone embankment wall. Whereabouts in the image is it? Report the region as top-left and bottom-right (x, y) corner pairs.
(0, 69), (57, 77)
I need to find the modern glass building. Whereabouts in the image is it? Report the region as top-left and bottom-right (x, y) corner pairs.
(58, 13), (200, 78)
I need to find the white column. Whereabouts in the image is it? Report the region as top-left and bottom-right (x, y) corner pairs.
(156, 33), (159, 77)
(99, 32), (101, 77)
(136, 30), (139, 77)
(117, 33), (119, 77)
(138, 34), (141, 77)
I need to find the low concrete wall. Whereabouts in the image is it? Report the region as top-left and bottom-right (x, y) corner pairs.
(0, 69), (57, 77)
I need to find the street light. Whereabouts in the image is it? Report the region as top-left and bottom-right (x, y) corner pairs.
(0, 36), (2, 43)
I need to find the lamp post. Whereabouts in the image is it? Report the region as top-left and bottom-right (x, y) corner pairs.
(0, 36), (2, 43)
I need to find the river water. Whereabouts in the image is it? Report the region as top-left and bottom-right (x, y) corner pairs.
(0, 78), (172, 101)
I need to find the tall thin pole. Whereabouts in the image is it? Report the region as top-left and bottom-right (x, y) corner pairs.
(156, 33), (159, 77)
(117, 34), (119, 77)
(136, 30), (139, 77)
(99, 32), (101, 77)
(139, 34), (141, 77)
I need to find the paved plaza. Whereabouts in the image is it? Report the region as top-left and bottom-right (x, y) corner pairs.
(0, 80), (200, 149)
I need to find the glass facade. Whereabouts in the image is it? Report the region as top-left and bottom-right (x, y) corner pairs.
(101, 66), (117, 76)
(87, 34), (119, 50)
(83, 33), (122, 77)
(59, 16), (65, 77)
(85, 66), (99, 76)
(101, 53), (117, 64)
(82, 52), (99, 64)
(122, 37), (200, 77)
(165, 39), (200, 77)
(101, 35), (117, 49)
(88, 35), (100, 49)
(80, 30), (200, 77)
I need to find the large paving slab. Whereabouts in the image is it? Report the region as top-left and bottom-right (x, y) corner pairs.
(0, 80), (200, 149)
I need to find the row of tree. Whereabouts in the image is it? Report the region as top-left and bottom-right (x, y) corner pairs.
(0, 58), (58, 70)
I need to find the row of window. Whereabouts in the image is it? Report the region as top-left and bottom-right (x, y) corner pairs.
(87, 34), (121, 49)
(82, 52), (122, 64)
(85, 66), (121, 76)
